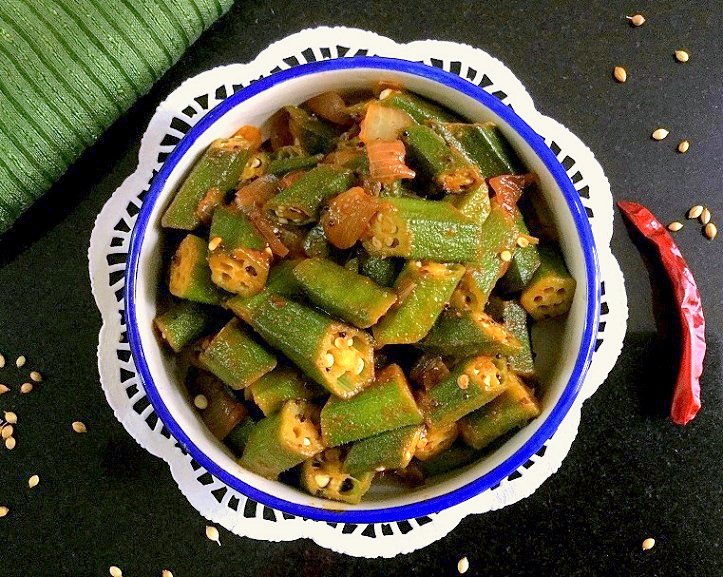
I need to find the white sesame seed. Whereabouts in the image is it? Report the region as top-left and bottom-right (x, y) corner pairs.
(0, 506), (8, 517)
(109, 566), (123, 577)
(642, 537), (656, 551)
(29, 371), (42, 382)
(674, 50), (689, 63)
(667, 221), (683, 232)
(193, 394), (209, 410)
(205, 525), (221, 545)
(4, 412), (17, 424)
(652, 128), (669, 141)
(28, 475), (39, 489)
(457, 556), (470, 574)
(1, 425), (13, 440)
(0, 354), (5, 368)
(15, 356), (26, 368)
(72, 421), (87, 434)
(0, 385), (9, 396)
(5, 437), (16, 450)
(162, 571), (174, 577)
(20, 383), (33, 394)
(677, 140), (690, 153)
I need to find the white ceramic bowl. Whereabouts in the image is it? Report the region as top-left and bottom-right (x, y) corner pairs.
(125, 56), (599, 523)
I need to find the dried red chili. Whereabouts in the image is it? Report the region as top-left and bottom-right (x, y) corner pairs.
(618, 200), (705, 425)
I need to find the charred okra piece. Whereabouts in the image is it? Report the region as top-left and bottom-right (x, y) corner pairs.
(419, 443), (478, 476)
(285, 105), (340, 154)
(499, 215), (541, 293)
(208, 206), (272, 296)
(320, 364), (423, 446)
(293, 258), (397, 329)
(225, 417), (257, 455)
(162, 137), (254, 230)
(246, 366), (323, 416)
(192, 371), (248, 440)
(418, 356), (507, 429)
(488, 299), (535, 379)
(359, 253), (399, 287)
(169, 234), (224, 305)
(199, 319), (276, 390)
(301, 448), (374, 504)
(363, 197), (480, 263)
(379, 90), (460, 124)
(230, 293), (374, 398)
(460, 372), (541, 450)
(414, 422), (459, 462)
(401, 125), (480, 193)
(449, 203), (518, 312)
(240, 399), (324, 479)
(418, 310), (522, 357)
(373, 261), (464, 346)
(344, 425), (423, 476)
(265, 165), (354, 225)
(520, 246), (576, 320)
(154, 301), (219, 352)
(432, 122), (522, 178)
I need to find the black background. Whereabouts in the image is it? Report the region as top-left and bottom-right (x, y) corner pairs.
(1, 1), (722, 576)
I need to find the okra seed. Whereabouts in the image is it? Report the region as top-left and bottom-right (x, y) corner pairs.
(704, 223), (717, 240)
(1, 425), (13, 439)
(642, 537), (656, 551)
(379, 88), (394, 100)
(677, 140), (690, 153)
(0, 385), (9, 395)
(500, 250), (512, 262)
(371, 237), (383, 249)
(208, 236), (222, 251)
(20, 383), (33, 394)
(5, 437), (16, 450)
(250, 157), (262, 168)
(205, 525), (221, 545)
(627, 14), (645, 26)
(355, 358), (365, 375)
(334, 337), (346, 349)
(346, 338), (354, 347)
(675, 50), (689, 63)
(314, 474), (331, 488)
(651, 128), (669, 141)
(516, 236), (530, 248)
(4, 412), (17, 424)
(28, 474), (39, 489)
(303, 437), (311, 446)
(457, 374), (470, 390)
(72, 421), (87, 434)
(384, 237), (395, 247)
(0, 506), (8, 518)
(667, 221), (683, 232)
(0, 354), (5, 368)
(193, 394), (208, 410)
(613, 66), (627, 83)
(688, 205), (704, 219)
(277, 217), (289, 225)
(699, 208), (711, 225)
(376, 213), (384, 222)
(457, 556), (470, 574)
(324, 353), (335, 367)
(109, 566), (123, 577)
(375, 466), (386, 472)
(16, 355), (26, 368)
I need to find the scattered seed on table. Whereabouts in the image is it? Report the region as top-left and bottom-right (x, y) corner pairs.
(675, 50), (689, 63)
(0, 353), (5, 368)
(15, 356), (26, 368)
(0, 506), (9, 518)
(457, 556), (470, 574)
(20, 383), (33, 394)
(5, 437), (16, 450)
(642, 537), (656, 551)
(72, 421), (87, 434)
(704, 223), (717, 240)
(4, 411), (17, 424)
(205, 525), (221, 545)
(0, 385), (9, 395)
(193, 394), (208, 410)
(1, 425), (13, 439)
(699, 208), (711, 225)
(613, 66), (627, 83)
(667, 221), (683, 232)
(28, 475), (39, 489)
(29, 371), (42, 383)
(109, 566), (123, 577)
(652, 128), (669, 141)
(688, 205), (704, 219)
(627, 14), (646, 27)
(677, 140), (690, 153)
(162, 571), (174, 577)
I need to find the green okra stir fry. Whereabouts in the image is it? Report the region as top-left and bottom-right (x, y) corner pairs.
(155, 85), (577, 504)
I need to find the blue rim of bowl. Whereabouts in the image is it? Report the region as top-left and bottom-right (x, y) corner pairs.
(126, 56), (600, 524)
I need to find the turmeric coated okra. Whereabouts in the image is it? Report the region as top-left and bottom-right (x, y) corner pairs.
(155, 86), (576, 503)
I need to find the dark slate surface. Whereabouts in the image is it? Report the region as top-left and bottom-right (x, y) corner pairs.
(0, 1), (721, 575)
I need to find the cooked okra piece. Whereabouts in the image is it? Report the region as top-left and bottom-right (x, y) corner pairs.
(209, 205), (267, 251)
(432, 122), (522, 178)
(285, 105), (340, 154)
(344, 425), (423, 476)
(193, 371), (248, 440)
(225, 417), (257, 455)
(401, 125), (480, 193)
(419, 310), (522, 357)
(264, 259), (304, 296)
(301, 448), (374, 504)
(320, 364), (423, 446)
(379, 90), (460, 124)
(169, 234), (224, 305)
(293, 258), (397, 328)
(268, 153), (323, 175)
(199, 319), (276, 390)
(488, 298), (535, 379)
(162, 137), (254, 230)
(359, 253), (399, 287)
(154, 300), (219, 352)
(418, 443), (478, 476)
(265, 165), (354, 225)
(414, 422), (459, 461)
(499, 214), (541, 293)
(231, 292), (374, 398)
(460, 372), (541, 450)
(520, 246), (576, 320)
(449, 203), (518, 312)
(240, 399), (324, 479)
(363, 197), (480, 263)
(302, 224), (332, 258)
(373, 261), (464, 346)
(418, 356), (507, 429)
(246, 366), (323, 416)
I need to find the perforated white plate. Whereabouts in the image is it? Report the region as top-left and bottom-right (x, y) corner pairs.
(89, 27), (627, 557)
